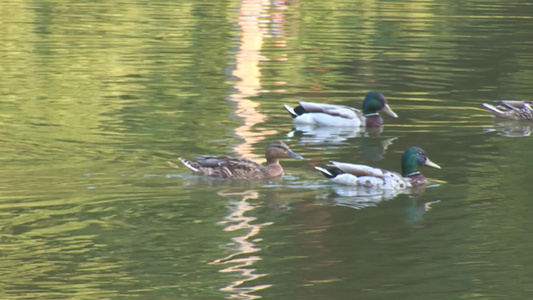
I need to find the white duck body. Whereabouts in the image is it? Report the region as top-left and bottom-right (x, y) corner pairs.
(314, 147), (441, 190)
(284, 101), (364, 127)
(284, 92), (398, 127)
(315, 161), (412, 190)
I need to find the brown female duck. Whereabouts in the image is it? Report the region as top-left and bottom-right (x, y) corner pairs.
(482, 100), (533, 120)
(177, 141), (304, 179)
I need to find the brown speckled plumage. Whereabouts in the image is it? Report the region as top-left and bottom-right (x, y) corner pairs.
(404, 172), (428, 187)
(177, 141), (303, 179)
(482, 101), (533, 120)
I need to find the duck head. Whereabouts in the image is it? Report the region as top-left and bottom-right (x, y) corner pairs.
(362, 92), (398, 118)
(265, 141), (304, 163)
(401, 147), (440, 177)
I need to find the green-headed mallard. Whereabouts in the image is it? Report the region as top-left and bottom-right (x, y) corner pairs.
(177, 140), (303, 179)
(314, 147), (440, 189)
(284, 92), (398, 127)
(482, 100), (533, 120)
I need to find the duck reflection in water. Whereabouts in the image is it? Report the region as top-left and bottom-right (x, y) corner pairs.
(316, 185), (441, 224)
(483, 119), (532, 137)
(316, 183), (438, 208)
(169, 173), (284, 188)
(287, 125), (398, 162)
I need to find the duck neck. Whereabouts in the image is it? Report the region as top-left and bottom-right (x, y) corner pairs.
(364, 114), (383, 127)
(401, 155), (420, 177)
(265, 158), (283, 177)
(266, 157), (280, 166)
(404, 171), (420, 177)
(405, 172), (427, 186)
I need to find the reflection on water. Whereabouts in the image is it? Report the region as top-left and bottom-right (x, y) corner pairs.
(210, 190), (272, 299)
(287, 124), (372, 144)
(483, 119), (532, 137)
(359, 136), (397, 162)
(227, 0), (279, 162)
(174, 173), (284, 188)
(317, 181), (443, 225)
(316, 186), (441, 224)
(287, 124), (398, 161)
(315, 183), (435, 208)
(403, 198), (441, 224)
(212, 1), (286, 297)
(317, 185), (422, 207)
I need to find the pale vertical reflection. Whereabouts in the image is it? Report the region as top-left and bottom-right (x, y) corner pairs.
(214, 0), (288, 297)
(229, 0), (277, 162)
(210, 190), (273, 299)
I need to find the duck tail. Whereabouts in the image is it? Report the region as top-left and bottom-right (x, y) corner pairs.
(482, 103), (504, 117)
(284, 104), (298, 118)
(314, 166), (336, 178)
(179, 157), (199, 172)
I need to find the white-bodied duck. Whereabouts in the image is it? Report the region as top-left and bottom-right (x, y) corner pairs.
(314, 147), (440, 189)
(284, 92), (398, 127)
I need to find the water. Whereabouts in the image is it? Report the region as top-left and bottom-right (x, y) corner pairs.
(1, 0), (533, 299)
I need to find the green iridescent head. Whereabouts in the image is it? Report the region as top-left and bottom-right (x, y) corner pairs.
(401, 147), (441, 177)
(362, 92), (398, 118)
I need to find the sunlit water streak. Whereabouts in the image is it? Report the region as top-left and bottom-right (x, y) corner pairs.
(210, 190), (273, 299)
(207, 1), (290, 297)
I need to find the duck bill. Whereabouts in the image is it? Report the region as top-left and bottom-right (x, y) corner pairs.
(381, 104), (398, 118)
(288, 150), (304, 160)
(425, 158), (441, 169)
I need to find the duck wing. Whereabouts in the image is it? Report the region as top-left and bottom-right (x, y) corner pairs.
(328, 161), (385, 178)
(195, 156), (231, 167)
(331, 161), (410, 189)
(316, 161), (408, 189)
(298, 101), (362, 120)
(196, 156), (265, 179)
(498, 100), (533, 109)
(483, 101), (533, 120)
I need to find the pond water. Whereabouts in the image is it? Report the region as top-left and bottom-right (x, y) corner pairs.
(2, 0), (533, 299)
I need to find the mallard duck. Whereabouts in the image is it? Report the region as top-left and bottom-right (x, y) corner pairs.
(284, 92), (398, 127)
(482, 100), (533, 120)
(177, 140), (304, 179)
(314, 147), (440, 189)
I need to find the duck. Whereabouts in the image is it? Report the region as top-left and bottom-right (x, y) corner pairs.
(284, 92), (398, 127)
(314, 147), (440, 189)
(176, 140), (304, 179)
(482, 100), (533, 120)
